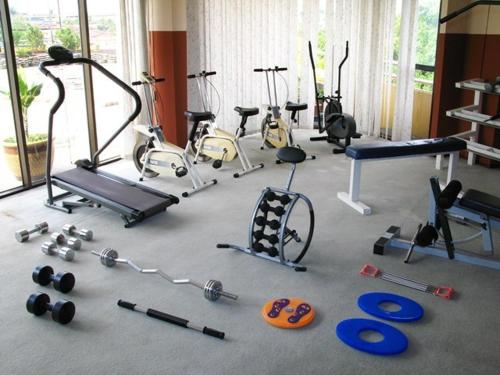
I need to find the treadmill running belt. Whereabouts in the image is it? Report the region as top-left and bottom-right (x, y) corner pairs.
(53, 168), (172, 212)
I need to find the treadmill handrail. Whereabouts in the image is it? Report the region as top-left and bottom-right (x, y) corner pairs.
(439, 0), (500, 24)
(39, 54), (142, 166)
(39, 60), (66, 203)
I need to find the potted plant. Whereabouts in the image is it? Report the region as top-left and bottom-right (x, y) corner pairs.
(1, 69), (47, 181)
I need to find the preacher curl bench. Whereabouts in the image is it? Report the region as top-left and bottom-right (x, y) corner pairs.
(375, 176), (500, 270)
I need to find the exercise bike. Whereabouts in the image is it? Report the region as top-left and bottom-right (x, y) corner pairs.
(132, 72), (217, 198)
(308, 41), (361, 154)
(254, 67), (311, 152)
(185, 70), (264, 178)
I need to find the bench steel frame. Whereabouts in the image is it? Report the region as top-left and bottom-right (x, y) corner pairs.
(337, 150), (460, 215)
(374, 178), (500, 270)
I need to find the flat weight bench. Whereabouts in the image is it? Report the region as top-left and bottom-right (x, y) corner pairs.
(337, 137), (467, 215)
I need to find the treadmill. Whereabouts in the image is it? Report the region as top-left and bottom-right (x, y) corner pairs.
(39, 46), (179, 227)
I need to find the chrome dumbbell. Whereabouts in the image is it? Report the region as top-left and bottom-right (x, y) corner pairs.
(62, 224), (93, 241)
(15, 222), (49, 243)
(41, 242), (75, 261)
(50, 232), (81, 250)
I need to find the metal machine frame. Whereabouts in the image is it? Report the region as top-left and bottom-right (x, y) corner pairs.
(188, 71), (264, 178)
(132, 72), (217, 197)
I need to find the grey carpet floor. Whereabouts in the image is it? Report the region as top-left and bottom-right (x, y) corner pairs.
(1, 130), (499, 375)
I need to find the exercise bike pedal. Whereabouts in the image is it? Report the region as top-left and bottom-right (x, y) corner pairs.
(175, 167), (188, 178)
(212, 160), (223, 169)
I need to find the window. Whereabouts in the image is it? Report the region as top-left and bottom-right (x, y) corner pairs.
(88, 0), (124, 161)
(0, 10), (22, 192)
(8, 0), (90, 181)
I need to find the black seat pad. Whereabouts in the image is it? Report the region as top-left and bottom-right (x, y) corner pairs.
(460, 189), (500, 219)
(345, 137), (466, 160)
(285, 102), (308, 111)
(276, 147), (307, 163)
(184, 111), (213, 122)
(234, 106), (259, 117)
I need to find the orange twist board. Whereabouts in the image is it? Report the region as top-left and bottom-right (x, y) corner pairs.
(261, 297), (315, 328)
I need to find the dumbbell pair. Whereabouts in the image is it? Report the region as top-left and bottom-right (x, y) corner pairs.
(41, 233), (80, 261)
(41, 227), (93, 261)
(27, 265), (76, 325)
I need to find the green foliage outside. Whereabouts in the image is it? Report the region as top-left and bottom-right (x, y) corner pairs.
(97, 18), (116, 33)
(56, 27), (80, 51)
(314, 1), (438, 93)
(12, 16), (28, 46)
(393, 0), (439, 91)
(0, 70), (44, 142)
(10, 16), (45, 54)
(25, 24), (45, 52)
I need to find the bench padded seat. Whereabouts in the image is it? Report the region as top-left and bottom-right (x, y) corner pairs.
(460, 189), (500, 219)
(285, 102), (308, 111)
(345, 138), (466, 160)
(184, 111), (213, 122)
(234, 106), (259, 117)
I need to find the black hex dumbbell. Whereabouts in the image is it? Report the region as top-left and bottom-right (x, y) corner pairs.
(32, 265), (75, 293)
(26, 292), (75, 324)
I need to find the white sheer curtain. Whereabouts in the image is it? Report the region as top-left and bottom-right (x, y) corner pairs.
(186, 0), (300, 133)
(392, 0), (418, 141)
(119, 0), (148, 154)
(186, 0), (418, 139)
(307, 0), (396, 137)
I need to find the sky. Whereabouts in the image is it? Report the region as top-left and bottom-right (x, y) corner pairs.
(9, 0), (117, 16)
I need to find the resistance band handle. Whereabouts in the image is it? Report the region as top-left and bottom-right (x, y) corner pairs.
(433, 287), (454, 300)
(359, 264), (380, 278)
(117, 299), (137, 310)
(254, 68), (264, 72)
(147, 308), (189, 328)
(275, 67), (287, 71)
(203, 327), (225, 340)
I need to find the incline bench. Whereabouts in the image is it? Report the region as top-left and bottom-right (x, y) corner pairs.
(337, 137), (467, 214)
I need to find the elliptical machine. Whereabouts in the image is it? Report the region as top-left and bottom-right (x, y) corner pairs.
(309, 41), (361, 154)
(132, 72), (217, 198)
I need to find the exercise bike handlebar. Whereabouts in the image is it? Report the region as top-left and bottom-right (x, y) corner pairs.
(187, 71), (217, 79)
(131, 75), (165, 86)
(254, 67), (288, 72)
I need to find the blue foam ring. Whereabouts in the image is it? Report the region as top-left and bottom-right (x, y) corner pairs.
(336, 318), (408, 356)
(358, 292), (424, 323)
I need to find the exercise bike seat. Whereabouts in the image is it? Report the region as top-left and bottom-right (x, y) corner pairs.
(184, 111), (213, 122)
(276, 147), (307, 164)
(234, 106), (259, 117)
(460, 189), (500, 219)
(285, 102), (308, 112)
